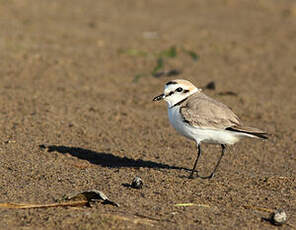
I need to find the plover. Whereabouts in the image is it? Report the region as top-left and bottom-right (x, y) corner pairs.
(153, 79), (268, 179)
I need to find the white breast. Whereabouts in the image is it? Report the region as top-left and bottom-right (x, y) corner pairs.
(168, 106), (196, 140)
(167, 106), (240, 145)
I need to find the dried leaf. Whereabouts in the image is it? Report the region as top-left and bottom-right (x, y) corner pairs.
(66, 189), (119, 207)
(174, 203), (210, 208)
(243, 205), (273, 213)
(0, 200), (87, 209)
(0, 189), (119, 209)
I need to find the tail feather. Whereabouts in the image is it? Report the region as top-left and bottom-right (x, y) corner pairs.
(226, 126), (268, 139)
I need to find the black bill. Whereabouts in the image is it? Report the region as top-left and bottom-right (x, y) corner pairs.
(153, 93), (165, 101)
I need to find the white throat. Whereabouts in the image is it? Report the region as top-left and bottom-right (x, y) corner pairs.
(165, 88), (199, 108)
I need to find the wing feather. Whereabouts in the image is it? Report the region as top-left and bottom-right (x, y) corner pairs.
(180, 93), (240, 129)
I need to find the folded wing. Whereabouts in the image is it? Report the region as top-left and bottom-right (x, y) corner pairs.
(180, 93), (268, 139)
(180, 93), (240, 129)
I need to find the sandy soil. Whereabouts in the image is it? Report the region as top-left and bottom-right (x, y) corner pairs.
(0, 0), (295, 229)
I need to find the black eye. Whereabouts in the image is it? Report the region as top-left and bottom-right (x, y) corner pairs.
(176, 87), (183, 92)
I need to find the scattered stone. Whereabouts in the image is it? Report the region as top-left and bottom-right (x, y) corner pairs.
(245, 205), (288, 226)
(204, 81), (216, 90)
(270, 209), (287, 226)
(131, 176), (143, 189)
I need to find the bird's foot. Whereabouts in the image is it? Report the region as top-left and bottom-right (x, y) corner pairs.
(197, 172), (215, 179)
(188, 174), (195, 179)
(188, 170), (198, 179)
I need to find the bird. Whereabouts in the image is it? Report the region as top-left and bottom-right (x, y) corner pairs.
(153, 79), (268, 179)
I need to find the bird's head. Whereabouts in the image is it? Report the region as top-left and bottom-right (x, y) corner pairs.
(153, 79), (201, 107)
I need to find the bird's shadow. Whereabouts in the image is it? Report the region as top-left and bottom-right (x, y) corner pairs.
(39, 145), (191, 172)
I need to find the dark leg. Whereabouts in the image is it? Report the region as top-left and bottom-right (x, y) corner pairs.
(188, 144), (201, 179)
(198, 144), (226, 179)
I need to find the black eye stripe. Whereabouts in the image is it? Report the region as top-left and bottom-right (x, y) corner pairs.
(166, 88), (188, 97)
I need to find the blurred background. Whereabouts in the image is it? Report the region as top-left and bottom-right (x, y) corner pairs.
(0, 0), (295, 229)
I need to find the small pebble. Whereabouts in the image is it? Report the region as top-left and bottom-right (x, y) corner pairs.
(131, 176), (143, 189)
(204, 81), (216, 90)
(270, 209), (287, 226)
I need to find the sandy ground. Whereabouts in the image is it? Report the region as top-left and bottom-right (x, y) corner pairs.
(0, 0), (296, 229)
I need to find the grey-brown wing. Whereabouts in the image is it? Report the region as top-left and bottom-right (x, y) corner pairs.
(180, 93), (240, 129)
